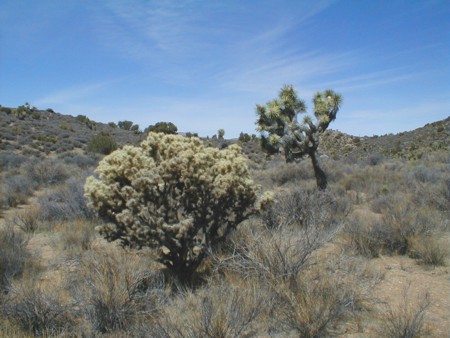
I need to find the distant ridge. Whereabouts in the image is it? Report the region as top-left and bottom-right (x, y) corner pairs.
(0, 104), (448, 160)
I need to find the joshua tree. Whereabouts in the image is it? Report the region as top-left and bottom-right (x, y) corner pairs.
(218, 129), (225, 140)
(256, 85), (342, 190)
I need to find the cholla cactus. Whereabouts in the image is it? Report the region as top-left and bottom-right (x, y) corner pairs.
(85, 133), (258, 282)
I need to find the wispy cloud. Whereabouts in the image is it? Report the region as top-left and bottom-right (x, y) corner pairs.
(34, 80), (117, 107)
(321, 68), (422, 93)
(93, 1), (214, 60)
(217, 50), (354, 97)
(91, 0), (338, 87)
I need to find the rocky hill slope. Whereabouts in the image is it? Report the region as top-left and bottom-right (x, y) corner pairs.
(1, 104), (448, 161)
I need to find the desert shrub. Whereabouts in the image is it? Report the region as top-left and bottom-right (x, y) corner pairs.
(345, 199), (445, 258)
(33, 134), (57, 144)
(152, 282), (267, 338)
(23, 158), (69, 186)
(56, 220), (97, 253)
(216, 231), (380, 337)
(261, 187), (350, 229)
(344, 219), (388, 258)
(9, 208), (42, 233)
(266, 162), (315, 186)
(3, 281), (75, 336)
(365, 153), (385, 166)
(145, 121), (178, 134)
(117, 120), (134, 130)
(85, 133), (260, 283)
(377, 283), (430, 338)
(0, 152), (27, 171)
(407, 164), (440, 183)
(267, 251), (383, 337)
(38, 177), (95, 222)
(185, 132), (199, 138)
(218, 217), (339, 284)
(76, 114), (96, 129)
(0, 225), (28, 293)
(0, 106), (12, 114)
(87, 133), (118, 155)
(409, 175), (450, 213)
(1, 175), (36, 208)
(216, 189), (347, 283)
(408, 235), (449, 266)
(274, 271), (355, 337)
(370, 193), (391, 214)
(72, 248), (166, 334)
(59, 124), (74, 132)
(61, 153), (99, 168)
(238, 132), (252, 143)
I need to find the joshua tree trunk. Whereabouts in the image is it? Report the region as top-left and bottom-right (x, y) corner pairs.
(309, 151), (327, 190)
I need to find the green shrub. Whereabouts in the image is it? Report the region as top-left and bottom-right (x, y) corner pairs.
(117, 120), (134, 130)
(59, 124), (74, 132)
(87, 133), (118, 155)
(85, 132), (261, 284)
(145, 122), (178, 134)
(76, 114), (96, 129)
(0, 106), (12, 114)
(33, 134), (57, 144)
(238, 132), (252, 143)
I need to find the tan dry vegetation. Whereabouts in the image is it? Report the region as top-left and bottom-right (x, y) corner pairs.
(0, 118), (448, 336)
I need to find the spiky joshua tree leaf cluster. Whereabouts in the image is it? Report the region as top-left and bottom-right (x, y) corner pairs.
(85, 133), (261, 283)
(256, 85), (342, 190)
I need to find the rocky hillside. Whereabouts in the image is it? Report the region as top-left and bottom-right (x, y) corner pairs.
(320, 117), (449, 160)
(0, 103), (448, 161)
(0, 104), (144, 156)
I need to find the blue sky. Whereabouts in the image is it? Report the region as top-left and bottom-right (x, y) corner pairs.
(1, 0), (449, 137)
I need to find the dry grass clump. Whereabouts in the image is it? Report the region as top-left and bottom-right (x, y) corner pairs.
(8, 207), (42, 233)
(407, 235), (449, 266)
(0, 152), (28, 172)
(150, 281), (269, 338)
(37, 177), (95, 223)
(0, 225), (28, 293)
(344, 192), (448, 264)
(23, 158), (70, 187)
(212, 201), (379, 337)
(69, 247), (166, 334)
(218, 219), (338, 284)
(261, 187), (350, 229)
(273, 270), (355, 337)
(1, 175), (36, 208)
(54, 219), (97, 254)
(2, 278), (76, 336)
(267, 251), (382, 337)
(377, 283), (431, 338)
